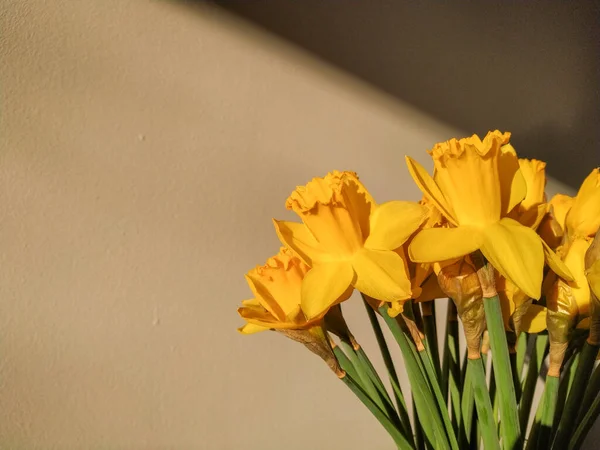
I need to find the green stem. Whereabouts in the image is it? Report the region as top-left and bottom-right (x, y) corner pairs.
(355, 345), (404, 430)
(419, 349), (460, 450)
(340, 373), (414, 449)
(379, 306), (452, 450)
(447, 313), (461, 435)
(510, 351), (523, 403)
(553, 350), (579, 433)
(525, 386), (545, 450)
(339, 340), (386, 413)
(552, 342), (599, 450)
(483, 294), (522, 450)
(459, 360), (475, 448)
(568, 391), (600, 450)
(468, 358), (501, 450)
(414, 401), (426, 450)
(519, 334), (548, 433)
(579, 362), (600, 423)
(422, 301), (442, 383)
(441, 303), (454, 402)
(363, 299), (413, 439)
(516, 332), (527, 380)
(333, 345), (360, 384)
(538, 375), (560, 450)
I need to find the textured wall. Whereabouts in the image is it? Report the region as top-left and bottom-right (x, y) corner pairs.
(0, 1), (581, 449)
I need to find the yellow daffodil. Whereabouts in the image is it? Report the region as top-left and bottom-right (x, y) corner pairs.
(237, 247), (352, 334)
(510, 158), (548, 229)
(274, 171), (427, 319)
(565, 168), (600, 239)
(538, 194), (574, 250)
(406, 131), (572, 299)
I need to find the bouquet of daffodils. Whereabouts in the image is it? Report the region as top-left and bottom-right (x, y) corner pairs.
(236, 131), (600, 450)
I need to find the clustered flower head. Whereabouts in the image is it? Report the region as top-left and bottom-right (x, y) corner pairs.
(234, 130), (600, 449)
(235, 131), (600, 355)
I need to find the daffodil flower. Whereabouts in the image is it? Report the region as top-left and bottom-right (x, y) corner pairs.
(273, 171), (427, 319)
(405, 131), (572, 300)
(237, 247), (352, 334)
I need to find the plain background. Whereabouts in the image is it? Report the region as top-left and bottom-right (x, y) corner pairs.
(0, 1), (592, 449)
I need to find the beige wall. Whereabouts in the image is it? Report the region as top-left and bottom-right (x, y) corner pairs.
(0, 1), (577, 449)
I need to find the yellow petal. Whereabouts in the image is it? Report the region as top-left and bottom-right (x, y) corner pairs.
(520, 304), (547, 333)
(352, 248), (412, 302)
(587, 259), (600, 301)
(365, 201), (427, 251)
(499, 148), (527, 215)
(481, 218), (544, 299)
(542, 240), (574, 282)
(549, 194), (574, 231)
(301, 260), (354, 320)
(244, 275), (287, 321)
(273, 219), (326, 265)
(405, 156), (457, 225)
(238, 323), (270, 334)
(408, 226), (483, 263)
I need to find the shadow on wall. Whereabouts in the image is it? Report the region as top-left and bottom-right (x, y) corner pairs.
(206, 0), (600, 189)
